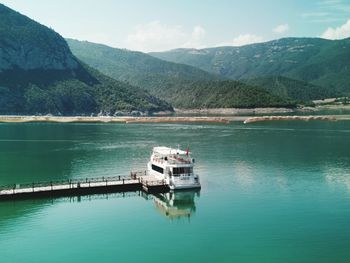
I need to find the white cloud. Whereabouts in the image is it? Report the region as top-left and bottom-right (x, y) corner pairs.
(273, 24), (289, 34)
(302, 1), (350, 23)
(230, 34), (264, 46)
(318, 0), (350, 12)
(321, 19), (350, 39)
(301, 12), (329, 18)
(183, 25), (206, 49)
(125, 21), (206, 52)
(126, 21), (185, 52)
(216, 34), (264, 47)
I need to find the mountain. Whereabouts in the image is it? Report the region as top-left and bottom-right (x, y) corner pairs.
(0, 4), (171, 115)
(66, 39), (221, 94)
(150, 38), (350, 94)
(244, 76), (337, 102)
(67, 39), (294, 108)
(159, 80), (295, 109)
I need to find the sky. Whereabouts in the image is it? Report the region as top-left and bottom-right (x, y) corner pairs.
(1, 0), (350, 52)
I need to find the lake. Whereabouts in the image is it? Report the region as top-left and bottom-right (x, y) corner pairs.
(0, 121), (350, 262)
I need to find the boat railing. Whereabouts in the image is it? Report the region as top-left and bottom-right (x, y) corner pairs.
(130, 170), (147, 179)
(139, 178), (167, 186)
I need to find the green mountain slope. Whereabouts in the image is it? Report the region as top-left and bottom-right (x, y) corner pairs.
(162, 80), (295, 109)
(244, 76), (338, 102)
(67, 39), (294, 108)
(150, 38), (350, 94)
(0, 4), (171, 115)
(66, 39), (221, 94)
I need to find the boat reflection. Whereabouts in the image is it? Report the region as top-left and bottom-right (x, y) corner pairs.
(0, 190), (200, 231)
(150, 190), (200, 220)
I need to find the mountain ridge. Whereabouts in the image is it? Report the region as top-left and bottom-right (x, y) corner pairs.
(67, 39), (294, 109)
(0, 4), (172, 115)
(66, 39), (222, 88)
(150, 37), (350, 93)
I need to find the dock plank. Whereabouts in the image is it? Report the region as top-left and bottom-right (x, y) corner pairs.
(0, 174), (169, 200)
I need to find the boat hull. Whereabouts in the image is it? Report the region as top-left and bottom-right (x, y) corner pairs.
(169, 183), (201, 190)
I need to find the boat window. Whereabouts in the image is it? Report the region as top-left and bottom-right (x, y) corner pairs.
(152, 164), (164, 174)
(173, 167), (193, 175)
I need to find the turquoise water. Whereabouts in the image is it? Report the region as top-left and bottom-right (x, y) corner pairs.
(1, 121), (350, 262)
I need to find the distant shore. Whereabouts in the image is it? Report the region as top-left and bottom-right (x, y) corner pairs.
(1, 104), (350, 124)
(0, 115), (237, 124)
(174, 107), (294, 115)
(1, 114), (350, 124)
(174, 104), (350, 115)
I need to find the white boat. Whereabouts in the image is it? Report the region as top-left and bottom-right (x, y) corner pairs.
(147, 146), (201, 190)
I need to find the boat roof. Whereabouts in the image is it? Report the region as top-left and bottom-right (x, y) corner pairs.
(153, 146), (189, 155)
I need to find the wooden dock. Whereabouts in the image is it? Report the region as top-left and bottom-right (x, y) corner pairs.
(0, 173), (169, 201)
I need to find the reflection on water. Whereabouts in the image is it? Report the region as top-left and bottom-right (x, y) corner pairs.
(149, 190), (200, 220)
(0, 189), (200, 232)
(0, 191), (140, 233)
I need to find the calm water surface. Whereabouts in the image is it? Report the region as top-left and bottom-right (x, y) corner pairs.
(0, 121), (350, 262)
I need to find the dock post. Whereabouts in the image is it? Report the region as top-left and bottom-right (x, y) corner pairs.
(118, 176), (120, 181)
(106, 178), (108, 186)
(123, 179), (125, 184)
(32, 183), (34, 192)
(50, 181), (53, 191)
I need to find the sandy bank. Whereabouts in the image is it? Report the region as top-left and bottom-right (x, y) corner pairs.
(243, 115), (350, 124)
(175, 107), (294, 115)
(1, 114), (350, 125)
(0, 116), (237, 124)
(175, 104), (350, 115)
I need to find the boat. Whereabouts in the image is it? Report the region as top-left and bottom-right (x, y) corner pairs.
(147, 146), (201, 190)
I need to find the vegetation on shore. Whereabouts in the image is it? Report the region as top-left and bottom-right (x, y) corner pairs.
(244, 76), (338, 103)
(155, 79), (295, 108)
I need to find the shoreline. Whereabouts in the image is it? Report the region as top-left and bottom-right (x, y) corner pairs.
(1, 104), (350, 124)
(174, 107), (295, 115)
(174, 104), (350, 115)
(0, 116), (238, 124)
(1, 114), (350, 124)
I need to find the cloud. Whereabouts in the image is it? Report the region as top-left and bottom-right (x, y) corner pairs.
(273, 24), (289, 34)
(321, 19), (350, 39)
(183, 26), (206, 48)
(318, 0), (350, 12)
(126, 21), (185, 52)
(217, 34), (264, 47)
(125, 21), (206, 52)
(301, 12), (329, 18)
(302, 0), (350, 23)
(231, 34), (264, 46)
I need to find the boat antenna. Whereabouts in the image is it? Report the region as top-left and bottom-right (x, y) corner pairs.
(186, 143), (190, 157)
